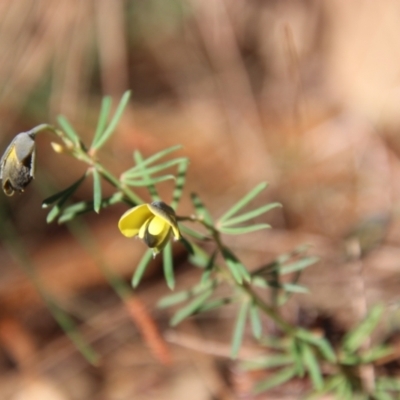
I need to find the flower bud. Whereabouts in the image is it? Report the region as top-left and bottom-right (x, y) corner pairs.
(0, 131), (36, 196)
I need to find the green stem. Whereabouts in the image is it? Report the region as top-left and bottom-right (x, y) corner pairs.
(32, 124), (145, 205)
(181, 213), (297, 335)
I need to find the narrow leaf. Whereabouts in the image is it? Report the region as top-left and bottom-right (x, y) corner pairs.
(231, 301), (250, 359)
(57, 192), (124, 223)
(221, 246), (251, 284)
(190, 193), (213, 225)
(124, 157), (187, 179)
(197, 298), (231, 313)
(180, 224), (209, 240)
(374, 392), (394, 400)
(219, 182), (268, 223)
(91, 96), (112, 149)
(92, 169), (102, 213)
(259, 336), (288, 350)
(163, 241), (175, 290)
(49, 301), (99, 365)
(343, 304), (384, 353)
(123, 174), (175, 186)
(220, 202), (281, 227)
(188, 243), (212, 268)
(57, 115), (80, 145)
(249, 302), (262, 340)
(134, 151), (159, 201)
(296, 329), (336, 363)
(92, 90), (131, 150)
(360, 345), (392, 363)
(254, 366), (297, 394)
(157, 280), (214, 308)
(219, 224), (271, 235)
(301, 344), (324, 390)
(279, 256), (319, 275)
(179, 236), (194, 255)
(201, 250), (217, 284)
(242, 354), (293, 370)
(376, 377), (400, 392)
(42, 175), (86, 208)
(132, 249), (153, 287)
(171, 159), (189, 210)
(170, 289), (213, 326)
(132, 145), (182, 169)
(45, 176), (87, 223)
(158, 291), (190, 308)
(281, 283), (309, 294)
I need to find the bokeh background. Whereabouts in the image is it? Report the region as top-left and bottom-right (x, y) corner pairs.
(1, 1), (400, 399)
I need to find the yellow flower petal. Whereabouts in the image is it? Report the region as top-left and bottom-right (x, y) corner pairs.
(147, 215), (167, 235)
(143, 218), (171, 249)
(138, 217), (151, 239)
(148, 201), (181, 240)
(118, 204), (152, 237)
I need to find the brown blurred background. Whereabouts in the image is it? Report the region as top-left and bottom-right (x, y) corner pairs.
(1, 1), (400, 399)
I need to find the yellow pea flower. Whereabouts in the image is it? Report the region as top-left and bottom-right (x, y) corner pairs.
(118, 201), (181, 255)
(0, 131), (36, 196)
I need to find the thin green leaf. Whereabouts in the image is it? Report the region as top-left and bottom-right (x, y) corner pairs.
(259, 336), (288, 350)
(179, 236), (194, 255)
(188, 243), (212, 268)
(220, 202), (281, 227)
(158, 292), (190, 308)
(134, 151), (159, 201)
(242, 354), (293, 370)
(42, 175), (86, 208)
(163, 241), (175, 290)
(374, 392), (394, 400)
(157, 280), (214, 308)
(219, 224), (271, 235)
(249, 302), (262, 340)
(221, 246), (251, 284)
(301, 344), (324, 390)
(254, 366), (297, 394)
(92, 169), (102, 213)
(131, 145), (182, 169)
(343, 304), (384, 353)
(335, 378), (354, 400)
(306, 375), (344, 400)
(360, 345), (393, 363)
(124, 157), (187, 179)
(201, 250), (217, 284)
(219, 182), (268, 223)
(57, 192), (124, 223)
(196, 298), (231, 313)
(376, 377), (400, 392)
(0, 216), (99, 366)
(91, 96), (112, 149)
(92, 90), (131, 150)
(49, 301), (99, 365)
(252, 276), (270, 288)
(190, 193), (213, 225)
(281, 283), (309, 294)
(57, 115), (80, 145)
(296, 330), (337, 363)
(179, 224), (209, 240)
(132, 249), (154, 287)
(170, 289), (213, 326)
(290, 338), (305, 377)
(46, 176), (87, 223)
(231, 301), (250, 359)
(279, 256), (319, 275)
(123, 174), (175, 186)
(171, 159), (189, 210)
